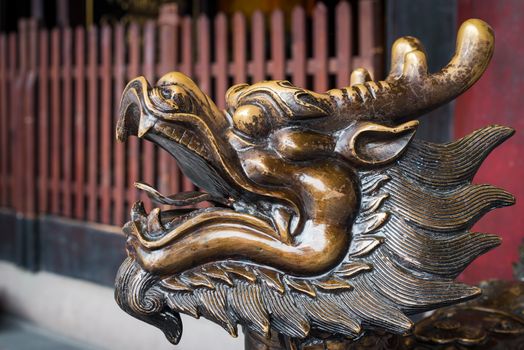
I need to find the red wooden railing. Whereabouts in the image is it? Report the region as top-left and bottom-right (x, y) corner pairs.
(0, 1), (383, 227)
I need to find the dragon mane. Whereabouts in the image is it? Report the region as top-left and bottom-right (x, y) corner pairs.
(113, 18), (515, 347)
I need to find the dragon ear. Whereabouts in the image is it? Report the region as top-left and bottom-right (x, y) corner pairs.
(336, 121), (419, 166)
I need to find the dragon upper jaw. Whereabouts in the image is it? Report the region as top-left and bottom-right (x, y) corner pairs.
(117, 77), (238, 196)
(116, 77), (293, 275)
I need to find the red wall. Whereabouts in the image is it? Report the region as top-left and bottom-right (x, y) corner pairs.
(456, 0), (524, 282)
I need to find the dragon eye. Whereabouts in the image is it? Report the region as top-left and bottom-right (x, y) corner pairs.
(232, 104), (269, 138)
(160, 86), (172, 100)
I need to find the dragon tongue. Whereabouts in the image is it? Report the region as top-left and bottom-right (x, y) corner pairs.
(134, 181), (220, 206)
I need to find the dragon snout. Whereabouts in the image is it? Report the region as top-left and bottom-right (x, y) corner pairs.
(116, 76), (155, 142)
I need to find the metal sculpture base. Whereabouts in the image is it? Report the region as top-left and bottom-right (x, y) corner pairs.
(245, 330), (291, 350)
(244, 330), (358, 349)
(244, 280), (524, 349)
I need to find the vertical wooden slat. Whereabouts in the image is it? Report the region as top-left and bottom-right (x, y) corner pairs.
(113, 23), (125, 225)
(0, 34), (7, 207)
(4, 33), (16, 208)
(50, 28), (61, 215)
(143, 20), (156, 83)
(291, 6), (306, 87)
(193, 15), (211, 191)
(232, 12), (246, 84)
(215, 13), (227, 109)
(158, 4), (178, 76)
(270, 10), (285, 80)
(251, 11), (265, 82)
(313, 3), (328, 91)
(127, 23), (140, 207)
(197, 15), (211, 95)
(180, 17), (192, 76)
(87, 26), (98, 222)
(38, 30), (49, 214)
(24, 19), (38, 216)
(14, 22), (29, 214)
(158, 7), (179, 198)
(74, 26), (85, 220)
(180, 16), (195, 193)
(62, 27), (73, 217)
(336, 1), (352, 86)
(142, 21), (156, 205)
(14, 21), (27, 214)
(7, 33), (17, 208)
(359, 0), (382, 79)
(100, 25), (112, 224)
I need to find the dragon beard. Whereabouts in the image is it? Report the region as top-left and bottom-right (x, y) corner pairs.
(115, 124), (513, 344)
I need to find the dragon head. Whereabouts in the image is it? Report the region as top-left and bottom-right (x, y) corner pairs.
(115, 19), (515, 345)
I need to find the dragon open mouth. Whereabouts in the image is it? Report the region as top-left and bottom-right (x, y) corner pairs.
(117, 112), (240, 245)
(116, 79), (231, 229)
(115, 74), (311, 277)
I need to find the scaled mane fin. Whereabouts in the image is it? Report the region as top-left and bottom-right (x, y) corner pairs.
(343, 125), (514, 321)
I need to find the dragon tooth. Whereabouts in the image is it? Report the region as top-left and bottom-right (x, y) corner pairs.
(130, 201), (147, 221)
(137, 116), (155, 138)
(147, 208), (164, 233)
(187, 137), (202, 152)
(179, 130), (191, 145)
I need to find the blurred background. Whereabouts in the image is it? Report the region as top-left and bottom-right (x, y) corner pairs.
(0, 0), (522, 348)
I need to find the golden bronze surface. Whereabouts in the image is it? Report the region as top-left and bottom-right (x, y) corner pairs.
(114, 19), (515, 347)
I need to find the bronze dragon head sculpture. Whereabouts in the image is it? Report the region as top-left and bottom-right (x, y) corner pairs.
(114, 19), (515, 345)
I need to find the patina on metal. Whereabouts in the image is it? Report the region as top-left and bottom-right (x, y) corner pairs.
(114, 19), (515, 349)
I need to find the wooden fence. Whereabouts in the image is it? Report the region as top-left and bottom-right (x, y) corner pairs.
(0, 1), (383, 227)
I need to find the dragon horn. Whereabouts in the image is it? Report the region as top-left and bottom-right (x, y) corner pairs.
(330, 19), (494, 121)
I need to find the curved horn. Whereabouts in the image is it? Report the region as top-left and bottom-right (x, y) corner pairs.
(330, 19), (494, 121)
